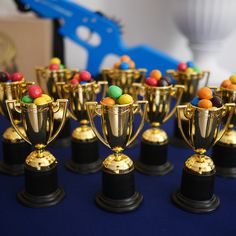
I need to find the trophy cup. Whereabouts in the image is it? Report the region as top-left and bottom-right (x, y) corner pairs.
(0, 73), (32, 175)
(6, 97), (68, 208)
(172, 102), (234, 213)
(134, 83), (185, 175)
(167, 65), (210, 146)
(86, 100), (148, 213)
(212, 85), (236, 177)
(56, 80), (108, 174)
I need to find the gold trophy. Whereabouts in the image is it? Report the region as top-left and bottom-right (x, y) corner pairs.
(0, 74), (32, 175)
(86, 100), (147, 213)
(56, 80), (108, 174)
(172, 102), (234, 213)
(212, 86), (236, 177)
(134, 83), (185, 175)
(6, 97), (68, 208)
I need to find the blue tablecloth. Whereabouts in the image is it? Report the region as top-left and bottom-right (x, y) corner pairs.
(0, 116), (235, 236)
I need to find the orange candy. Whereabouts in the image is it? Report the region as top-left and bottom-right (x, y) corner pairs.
(120, 55), (131, 62)
(150, 70), (162, 80)
(197, 87), (213, 100)
(113, 61), (120, 69)
(100, 97), (116, 105)
(228, 83), (236, 91)
(221, 79), (232, 88)
(129, 60), (135, 69)
(198, 99), (213, 109)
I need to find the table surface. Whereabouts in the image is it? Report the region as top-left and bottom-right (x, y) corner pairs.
(0, 115), (236, 236)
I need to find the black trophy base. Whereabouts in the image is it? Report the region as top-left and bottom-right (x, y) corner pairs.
(96, 192), (143, 213)
(172, 190), (220, 214)
(0, 161), (24, 176)
(17, 186), (65, 208)
(212, 142), (236, 178)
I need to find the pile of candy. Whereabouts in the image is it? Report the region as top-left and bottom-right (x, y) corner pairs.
(145, 69), (171, 87)
(220, 75), (236, 91)
(113, 55), (135, 70)
(101, 85), (133, 105)
(70, 70), (92, 85)
(0, 71), (24, 83)
(22, 85), (51, 105)
(177, 61), (200, 73)
(191, 87), (222, 109)
(48, 57), (65, 70)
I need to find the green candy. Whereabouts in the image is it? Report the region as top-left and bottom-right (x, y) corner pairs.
(60, 64), (65, 69)
(108, 85), (122, 99)
(22, 95), (33, 103)
(193, 65), (200, 72)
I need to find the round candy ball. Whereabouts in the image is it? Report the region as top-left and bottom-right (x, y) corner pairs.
(101, 97), (116, 105)
(120, 55), (131, 62)
(221, 79), (231, 88)
(193, 65), (200, 72)
(118, 94), (133, 105)
(50, 57), (61, 65)
(49, 64), (60, 70)
(146, 77), (157, 86)
(41, 94), (52, 102)
(60, 64), (65, 69)
(71, 78), (79, 85)
(229, 75), (236, 84)
(178, 62), (187, 72)
(22, 95), (33, 103)
(0, 71), (10, 82)
(34, 97), (48, 105)
(185, 68), (194, 74)
(119, 62), (130, 70)
(186, 61), (195, 68)
(114, 61), (120, 69)
(211, 96), (223, 108)
(28, 85), (42, 99)
(161, 76), (171, 85)
(158, 78), (169, 87)
(80, 81), (88, 85)
(198, 99), (213, 109)
(108, 85), (123, 99)
(228, 83), (236, 91)
(129, 60), (135, 69)
(197, 87), (213, 100)
(80, 70), (91, 81)
(150, 70), (162, 80)
(191, 97), (200, 106)
(11, 72), (24, 82)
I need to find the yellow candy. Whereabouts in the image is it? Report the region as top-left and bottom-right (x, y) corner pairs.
(50, 57), (61, 65)
(118, 94), (133, 105)
(185, 68), (194, 73)
(41, 94), (52, 102)
(229, 75), (236, 84)
(34, 97), (48, 105)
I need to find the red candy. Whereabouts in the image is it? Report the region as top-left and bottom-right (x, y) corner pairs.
(79, 70), (91, 81)
(49, 64), (60, 70)
(11, 72), (24, 82)
(178, 62), (187, 72)
(71, 78), (79, 85)
(146, 77), (158, 86)
(28, 85), (42, 99)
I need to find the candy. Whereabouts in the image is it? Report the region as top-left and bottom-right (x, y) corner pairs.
(197, 87), (213, 100)
(28, 85), (42, 99)
(60, 64), (65, 69)
(73, 73), (80, 81)
(80, 70), (91, 81)
(100, 97), (116, 105)
(71, 78), (79, 85)
(198, 99), (213, 109)
(150, 70), (162, 80)
(191, 97), (200, 106)
(185, 68), (194, 74)
(0, 72), (10, 82)
(228, 83), (236, 91)
(34, 97), (48, 105)
(119, 62), (130, 70)
(22, 95), (33, 103)
(211, 96), (223, 107)
(221, 79), (231, 88)
(118, 94), (133, 105)
(146, 77), (158, 86)
(178, 62), (187, 72)
(113, 61), (120, 69)
(229, 75), (236, 84)
(187, 61), (195, 68)
(108, 85), (122, 99)
(50, 57), (61, 65)
(193, 65), (200, 72)
(158, 78), (169, 87)
(49, 64), (60, 70)
(161, 76), (171, 85)
(80, 81), (88, 85)
(129, 60), (135, 69)
(11, 72), (24, 82)
(120, 55), (131, 62)
(41, 94), (52, 102)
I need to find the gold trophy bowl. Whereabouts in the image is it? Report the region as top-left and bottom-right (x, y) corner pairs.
(86, 100), (147, 213)
(56, 80), (108, 174)
(6, 98), (68, 208)
(172, 102), (234, 213)
(134, 83), (185, 175)
(0, 79), (32, 175)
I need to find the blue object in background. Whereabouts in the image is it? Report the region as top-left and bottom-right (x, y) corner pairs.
(186, 61), (195, 68)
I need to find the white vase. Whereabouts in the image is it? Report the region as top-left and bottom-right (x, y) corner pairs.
(172, 0), (236, 86)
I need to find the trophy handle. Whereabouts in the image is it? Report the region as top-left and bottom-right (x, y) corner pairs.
(137, 68), (147, 83)
(163, 84), (185, 123)
(48, 99), (68, 145)
(176, 105), (195, 150)
(214, 103), (235, 145)
(5, 100), (31, 144)
(94, 81), (108, 98)
(86, 101), (110, 148)
(127, 100), (148, 147)
(202, 71), (210, 86)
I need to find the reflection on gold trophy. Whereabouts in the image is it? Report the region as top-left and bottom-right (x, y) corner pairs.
(172, 102), (234, 213)
(56, 80), (108, 174)
(134, 83), (184, 175)
(86, 100), (147, 213)
(6, 97), (68, 208)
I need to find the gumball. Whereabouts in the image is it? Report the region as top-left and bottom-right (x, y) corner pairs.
(119, 62), (130, 70)
(60, 64), (65, 69)
(28, 85), (42, 99)
(191, 97), (200, 106)
(49, 64), (60, 70)
(113, 61), (120, 69)
(161, 76), (171, 85)
(193, 65), (200, 72)
(22, 95), (33, 103)
(71, 78), (79, 85)
(150, 70), (162, 80)
(229, 75), (236, 84)
(198, 99), (213, 109)
(185, 68), (194, 74)
(108, 85), (122, 99)
(73, 73), (80, 81)
(220, 79), (231, 88)
(120, 55), (131, 62)
(11, 72), (24, 82)
(158, 78), (169, 87)
(146, 77), (158, 86)
(211, 96), (223, 108)
(80, 81), (88, 85)
(101, 97), (116, 105)
(50, 57), (61, 65)
(228, 83), (236, 91)
(0, 71), (10, 82)
(197, 87), (213, 100)
(129, 60), (135, 69)
(178, 62), (187, 72)
(34, 97), (48, 105)
(41, 94), (51, 102)
(80, 70), (91, 81)
(186, 61), (195, 68)
(118, 94), (134, 105)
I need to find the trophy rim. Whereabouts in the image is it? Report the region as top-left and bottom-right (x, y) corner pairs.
(20, 98), (54, 107)
(188, 103), (224, 112)
(0, 78), (25, 85)
(68, 80), (97, 87)
(35, 66), (71, 73)
(220, 86), (236, 95)
(100, 101), (134, 108)
(102, 68), (146, 73)
(144, 83), (173, 90)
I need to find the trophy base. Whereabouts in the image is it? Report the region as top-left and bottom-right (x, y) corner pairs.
(212, 142), (236, 178)
(0, 161), (24, 176)
(135, 138), (173, 176)
(95, 191), (143, 213)
(17, 186), (65, 208)
(171, 190), (220, 214)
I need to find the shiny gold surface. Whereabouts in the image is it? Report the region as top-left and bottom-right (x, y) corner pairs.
(185, 154), (215, 174)
(142, 127), (168, 144)
(219, 129), (236, 145)
(72, 125), (96, 141)
(2, 126), (25, 143)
